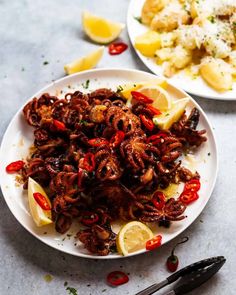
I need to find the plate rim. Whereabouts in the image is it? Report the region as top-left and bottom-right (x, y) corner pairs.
(0, 68), (219, 259)
(126, 0), (236, 101)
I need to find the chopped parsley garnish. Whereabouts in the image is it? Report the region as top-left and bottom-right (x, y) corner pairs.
(207, 15), (215, 23)
(117, 85), (124, 93)
(165, 113), (170, 116)
(43, 61), (49, 65)
(66, 286), (78, 295)
(79, 119), (88, 125)
(134, 16), (142, 24)
(82, 79), (90, 89)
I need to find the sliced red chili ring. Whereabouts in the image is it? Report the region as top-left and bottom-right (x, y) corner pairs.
(110, 131), (125, 148)
(152, 191), (166, 210)
(140, 114), (154, 131)
(146, 235), (162, 251)
(107, 271), (129, 286)
(147, 105), (162, 116)
(83, 153), (95, 172)
(108, 42), (128, 55)
(53, 119), (66, 131)
(147, 132), (168, 144)
(33, 192), (51, 210)
(179, 191), (199, 205)
(88, 138), (109, 147)
(131, 91), (154, 104)
(81, 211), (99, 226)
(184, 179), (201, 192)
(6, 160), (25, 173)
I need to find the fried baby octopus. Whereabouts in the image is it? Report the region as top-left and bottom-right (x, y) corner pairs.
(21, 88), (206, 255)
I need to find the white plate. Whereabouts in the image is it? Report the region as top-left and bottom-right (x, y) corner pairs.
(127, 0), (236, 100)
(0, 68), (218, 259)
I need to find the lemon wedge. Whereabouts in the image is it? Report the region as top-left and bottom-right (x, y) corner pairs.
(119, 79), (168, 101)
(64, 46), (104, 75)
(28, 177), (53, 227)
(153, 97), (190, 130)
(82, 11), (125, 44)
(116, 221), (154, 256)
(138, 85), (172, 111)
(135, 30), (161, 57)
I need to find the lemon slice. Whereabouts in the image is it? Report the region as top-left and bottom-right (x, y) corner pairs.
(82, 11), (125, 44)
(119, 79), (168, 101)
(28, 177), (53, 227)
(153, 97), (190, 130)
(117, 221), (154, 256)
(135, 30), (161, 57)
(138, 85), (172, 111)
(64, 46), (104, 75)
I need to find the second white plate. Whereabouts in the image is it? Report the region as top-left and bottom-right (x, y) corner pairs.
(127, 0), (236, 100)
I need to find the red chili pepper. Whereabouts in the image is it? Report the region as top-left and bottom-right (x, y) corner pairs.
(131, 91), (154, 104)
(140, 114), (154, 131)
(33, 192), (51, 210)
(83, 153), (95, 172)
(147, 105), (162, 116)
(6, 160), (24, 173)
(146, 235), (162, 251)
(108, 42), (128, 55)
(88, 138), (109, 147)
(110, 131), (125, 148)
(184, 179), (201, 193)
(53, 119), (66, 131)
(107, 271), (129, 286)
(166, 237), (189, 272)
(81, 211), (99, 226)
(152, 191), (166, 210)
(147, 132), (168, 144)
(179, 190), (199, 205)
(166, 254), (179, 272)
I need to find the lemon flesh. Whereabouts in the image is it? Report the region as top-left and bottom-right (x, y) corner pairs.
(138, 85), (172, 111)
(64, 46), (104, 75)
(117, 221), (154, 256)
(135, 30), (161, 57)
(28, 177), (53, 227)
(153, 97), (190, 130)
(82, 11), (125, 44)
(119, 79), (168, 101)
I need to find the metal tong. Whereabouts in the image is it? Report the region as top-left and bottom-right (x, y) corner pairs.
(136, 256), (226, 295)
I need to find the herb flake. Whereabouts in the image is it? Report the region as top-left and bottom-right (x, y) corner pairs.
(82, 79), (90, 89)
(117, 85), (124, 93)
(134, 16), (142, 24)
(43, 61), (49, 65)
(66, 286), (78, 295)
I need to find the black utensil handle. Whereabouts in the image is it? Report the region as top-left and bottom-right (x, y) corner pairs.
(167, 256), (225, 284)
(174, 258), (226, 295)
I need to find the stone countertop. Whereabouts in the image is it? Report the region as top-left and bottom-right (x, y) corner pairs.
(0, 1), (236, 294)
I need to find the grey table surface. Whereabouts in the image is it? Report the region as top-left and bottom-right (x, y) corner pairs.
(0, 1), (236, 294)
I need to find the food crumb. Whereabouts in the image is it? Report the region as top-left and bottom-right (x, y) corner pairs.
(87, 284), (91, 287)
(66, 286), (78, 295)
(102, 289), (107, 292)
(43, 274), (53, 283)
(64, 281), (68, 287)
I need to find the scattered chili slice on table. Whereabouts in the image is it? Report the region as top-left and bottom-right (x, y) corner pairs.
(81, 211), (99, 226)
(147, 105), (162, 116)
(131, 91), (154, 104)
(146, 235), (162, 251)
(184, 179), (201, 192)
(110, 131), (125, 148)
(152, 191), (166, 210)
(179, 190), (199, 205)
(140, 114), (154, 131)
(83, 153), (95, 172)
(107, 271), (129, 286)
(108, 42), (128, 55)
(6, 160), (25, 173)
(53, 119), (66, 131)
(88, 138), (109, 147)
(33, 192), (51, 210)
